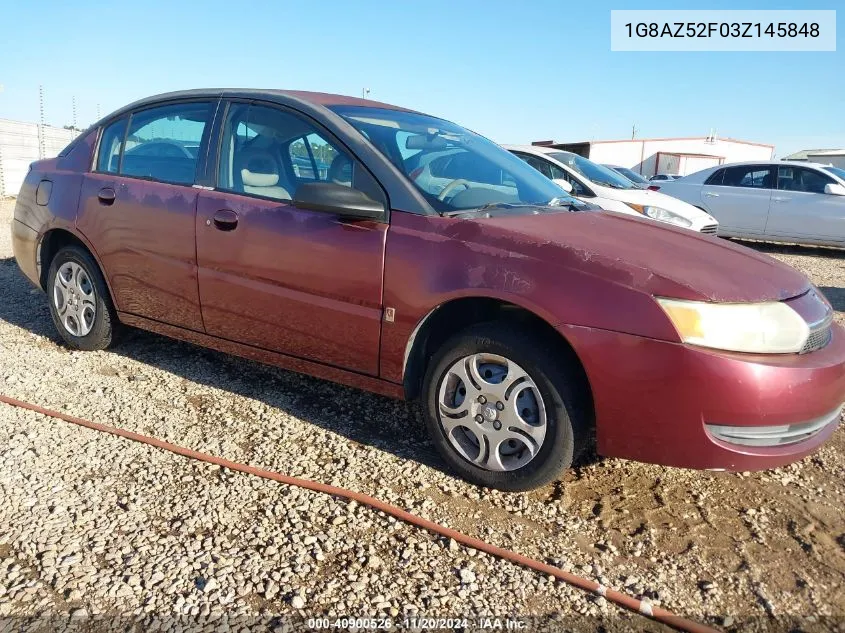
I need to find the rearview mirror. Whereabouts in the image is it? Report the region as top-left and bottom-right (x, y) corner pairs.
(405, 134), (449, 151)
(553, 178), (574, 194)
(293, 182), (385, 220)
(824, 183), (845, 196)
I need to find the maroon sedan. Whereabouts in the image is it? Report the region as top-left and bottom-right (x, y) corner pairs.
(11, 90), (845, 491)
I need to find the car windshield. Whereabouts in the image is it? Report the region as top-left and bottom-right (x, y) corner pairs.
(823, 166), (845, 182)
(329, 106), (582, 213)
(548, 152), (637, 189)
(614, 167), (649, 185)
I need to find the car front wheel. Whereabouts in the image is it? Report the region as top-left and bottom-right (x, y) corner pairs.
(423, 322), (590, 492)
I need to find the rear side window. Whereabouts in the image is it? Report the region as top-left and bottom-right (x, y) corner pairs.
(704, 169), (724, 186)
(121, 102), (212, 185)
(721, 165), (773, 189)
(97, 118), (127, 173)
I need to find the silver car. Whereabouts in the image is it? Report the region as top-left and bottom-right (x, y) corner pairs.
(656, 161), (845, 248)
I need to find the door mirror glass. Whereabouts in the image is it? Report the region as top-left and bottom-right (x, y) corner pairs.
(553, 178), (573, 193)
(293, 182), (385, 220)
(823, 182), (845, 196)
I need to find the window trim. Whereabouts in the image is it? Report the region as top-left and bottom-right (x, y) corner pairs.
(211, 98), (390, 220)
(91, 97), (219, 188)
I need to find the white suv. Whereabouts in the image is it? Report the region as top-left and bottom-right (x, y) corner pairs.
(507, 145), (718, 234)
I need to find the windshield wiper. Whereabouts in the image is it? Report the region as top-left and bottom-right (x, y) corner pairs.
(441, 202), (526, 217)
(442, 200), (583, 217)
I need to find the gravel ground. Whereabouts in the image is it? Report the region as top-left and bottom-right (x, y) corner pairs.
(0, 197), (843, 632)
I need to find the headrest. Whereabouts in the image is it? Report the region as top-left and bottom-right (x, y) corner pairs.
(241, 169), (279, 187)
(240, 150), (279, 187)
(328, 154), (353, 186)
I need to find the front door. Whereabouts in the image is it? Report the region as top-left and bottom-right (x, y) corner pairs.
(195, 102), (387, 375)
(700, 164), (774, 236)
(766, 165), (845, 244)
(76, 100), (217, 331)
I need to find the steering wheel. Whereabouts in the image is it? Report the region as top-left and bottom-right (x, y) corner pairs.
(437, 179), (471, 202)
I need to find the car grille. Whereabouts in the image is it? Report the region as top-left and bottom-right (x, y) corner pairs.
(801, 322), (832, 354)
(706, 405), (843, 447)
(699, 224), (718, 234)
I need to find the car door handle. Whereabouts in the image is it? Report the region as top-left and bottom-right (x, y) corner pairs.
(97, 187), (116, 206)
(703, 191), (719, 198)
(211, 209), (239, 231)
(771, 196), (790, 202)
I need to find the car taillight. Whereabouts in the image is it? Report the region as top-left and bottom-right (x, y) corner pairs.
(648, 185), (660, 191)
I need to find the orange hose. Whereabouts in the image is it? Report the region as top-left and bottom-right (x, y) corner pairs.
(0, 393), (721, 633)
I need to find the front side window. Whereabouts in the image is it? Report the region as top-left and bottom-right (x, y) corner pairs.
(121, 102), (212, 185)
(517, 153), (552, 179)
(722, 165), (773, 189)
(329, 106), (578, 212)
(778, 166), (835, 194)
(217, 104), (383, 204)
(96, 117), (127, 173)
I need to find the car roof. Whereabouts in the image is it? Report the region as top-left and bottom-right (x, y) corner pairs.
(707, 160), (833, 170)
(116, 88), (415, 114)
(503, 144), (570, 155)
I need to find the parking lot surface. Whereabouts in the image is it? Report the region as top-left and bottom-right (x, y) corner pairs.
(1, 199), (843, 632)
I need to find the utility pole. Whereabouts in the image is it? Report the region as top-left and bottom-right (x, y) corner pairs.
(38, 85), (46, 159)
(632, 123), (637, 139)
(362, 88), (370, 99)
(72, 95), (78, 131)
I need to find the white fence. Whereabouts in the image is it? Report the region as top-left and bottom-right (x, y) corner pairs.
(0, 119), (79, 197)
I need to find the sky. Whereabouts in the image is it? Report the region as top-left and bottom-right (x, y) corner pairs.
(0, 0), (842, 157)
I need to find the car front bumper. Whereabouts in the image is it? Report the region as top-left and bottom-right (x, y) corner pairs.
(561, 322), (845, 471)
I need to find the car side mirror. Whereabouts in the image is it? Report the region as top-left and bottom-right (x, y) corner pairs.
(824, 183), (845, 196)
(293, 182), (385, 220)
(553, 178), (574, 194)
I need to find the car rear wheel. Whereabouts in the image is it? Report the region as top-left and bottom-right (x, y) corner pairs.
(47, 245), (119, 351)
(423, 322), (589, 491)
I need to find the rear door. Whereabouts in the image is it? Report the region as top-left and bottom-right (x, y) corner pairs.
(77, 100), (219, 331)
(195, 101), (387, 375)
(699, 164), (774, 236)
(766, 165), (845, 244)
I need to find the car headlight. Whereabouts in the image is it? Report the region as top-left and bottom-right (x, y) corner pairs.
(656, 298), (810, 353)
(626, 203), (692, 228)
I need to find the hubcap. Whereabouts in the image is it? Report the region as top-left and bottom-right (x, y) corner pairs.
(53, 262), (96, 337)
(437, 353), (547, 472)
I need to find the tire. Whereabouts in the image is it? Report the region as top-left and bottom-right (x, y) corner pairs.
(46, 245), (119, 351)
(422, 321), (590, 492)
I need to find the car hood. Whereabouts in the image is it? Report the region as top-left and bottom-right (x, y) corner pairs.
(592, 184), (713, 221)
(476, 210), (809, 302)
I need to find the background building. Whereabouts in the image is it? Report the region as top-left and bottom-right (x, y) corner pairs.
(782, 148), (845, 169)
(0, 118), (78, 197)
(532, 136), (774, 178)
